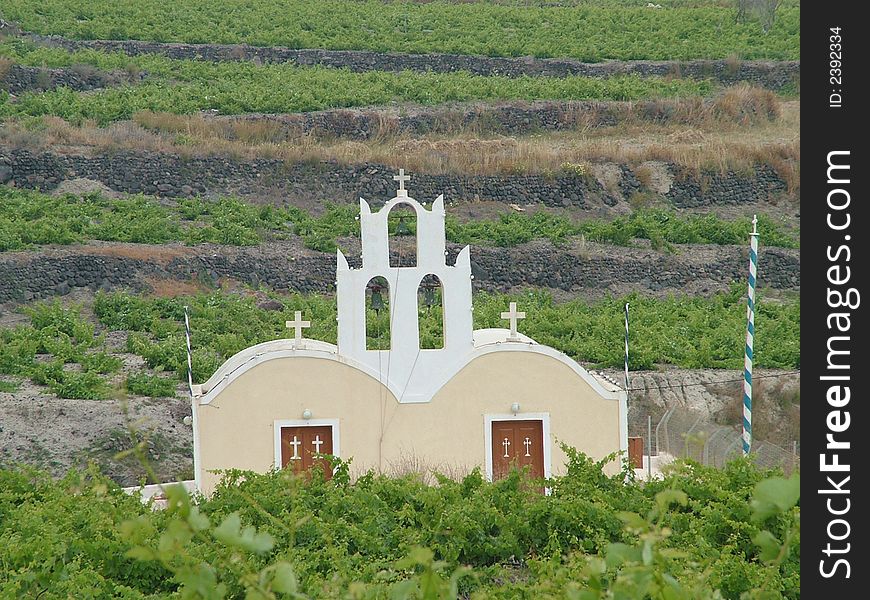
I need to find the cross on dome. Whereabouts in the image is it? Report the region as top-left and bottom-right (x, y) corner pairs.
(501, 302), (526, 341)
(393, 168), (410, 197)
(285, 311), (311, 348)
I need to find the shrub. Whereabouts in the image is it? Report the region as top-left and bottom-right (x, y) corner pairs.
(80, 351), (123, 374)
(0, 455), (800, 597)
(0, 0), (800, 61)
(125, 371), (178, 398)
(0, 380), (20, 393)
(48, 370), (111, 400)
(0, 328), (38, 375)
(0, 46), (715, 125)
(1, 188), (800, 252)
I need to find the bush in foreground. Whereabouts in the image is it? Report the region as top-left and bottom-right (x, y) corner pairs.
(0, 453), (799, 598)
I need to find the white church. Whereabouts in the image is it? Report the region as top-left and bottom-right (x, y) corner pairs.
(191, 171), (627, 494)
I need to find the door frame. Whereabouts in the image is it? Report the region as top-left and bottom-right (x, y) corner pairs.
(484, 413), (551, 483)
(273, 419), (341, 470)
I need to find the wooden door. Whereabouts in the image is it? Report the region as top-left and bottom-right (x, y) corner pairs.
(280, 426), (334, 480)
(491, 420), (544, 481)
(628, 436), (644, 469)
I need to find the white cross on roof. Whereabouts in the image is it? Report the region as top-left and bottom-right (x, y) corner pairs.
(500, 302), (526, 341)
(285, 311), (311, 348)
(393, 168), (410, 196)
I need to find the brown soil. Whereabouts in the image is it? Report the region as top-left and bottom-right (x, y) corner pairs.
(80, 242), (198, 265)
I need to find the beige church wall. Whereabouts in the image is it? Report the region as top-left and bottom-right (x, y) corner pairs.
(195, 357), (389, 494)
(195, 351), (622, 495)
(403, 351), (622, 477)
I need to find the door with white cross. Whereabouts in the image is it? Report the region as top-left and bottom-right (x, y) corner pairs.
(491, 420), (544, 482)
(280, 426), (334, 479)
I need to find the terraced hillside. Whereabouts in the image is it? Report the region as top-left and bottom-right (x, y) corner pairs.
(1, 0), (799, 487)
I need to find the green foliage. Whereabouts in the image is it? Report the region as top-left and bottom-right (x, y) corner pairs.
(0, 456), (799, 597)
(1, 187), (800, 252)
(0, 301), (117, 398)
(471, 287), (799, 370)
(79, 350), (123, 374)
(45, 367), (111, 400)
(87, 285), (801, 387)
(284, 204), (359, 253)
(578, 210), (799, 250)
(0, 188), (291, 251)
(125, 371), (178, 398)
(88, 196), (182, 244)
(98, 291), (339, 382)
(0, 379), (20, 393)
(0, 467), (172, 598)
(0, 285), (800, 391)
(0, 326), (39, 375)
(0, 42), (714, 124)
(0, 0), (799, 61)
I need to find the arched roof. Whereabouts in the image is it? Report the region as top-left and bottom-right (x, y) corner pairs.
(198, 331), (623, 405)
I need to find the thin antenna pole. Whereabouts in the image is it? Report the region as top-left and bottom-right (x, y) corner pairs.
(743, 216), (759, 456)
(184, 305), (201, 492)
(184, 305), (194, 399)
(623, 303), (630, 393)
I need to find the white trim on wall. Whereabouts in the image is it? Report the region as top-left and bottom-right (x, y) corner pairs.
(483, 412), (552, 483)
(273, 418), (341, 470)
(619, 392), (629, 465)
(191, 394), (202, 493)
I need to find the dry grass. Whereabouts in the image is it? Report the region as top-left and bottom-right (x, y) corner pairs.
(0, 56), (13, 82)
(131, 84), (782, 141)
(725, 53), (742, 76)
(384, 452), (473, 484)
(0, 87), (798, 187)
(133, 111), (292, 145)
(75, 244), (197, 265)
(633, 164), (656, 189)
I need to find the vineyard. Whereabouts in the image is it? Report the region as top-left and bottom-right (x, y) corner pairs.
(0, 453), (799, 599)
(1, 187), (800, 253)
(0, 0), (801, 596)
(2, 0), (800, 61)
(0, 42), (717, 125)
(0, 289), (799, 401)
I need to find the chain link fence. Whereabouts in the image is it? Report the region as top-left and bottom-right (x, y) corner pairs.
(630, 406), (799, 475)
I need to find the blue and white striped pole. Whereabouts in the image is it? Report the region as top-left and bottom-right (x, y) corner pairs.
(742, 216), (759, 456)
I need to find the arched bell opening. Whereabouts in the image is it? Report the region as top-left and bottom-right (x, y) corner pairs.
(387, 202), (418, 268)
(417, 274), (445, 349)
(365, 276), (391, 350)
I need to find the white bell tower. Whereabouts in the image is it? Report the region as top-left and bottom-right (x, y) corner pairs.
(335, 170), (474, 403)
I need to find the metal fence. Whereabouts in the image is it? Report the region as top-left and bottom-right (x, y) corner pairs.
(632, 406), (800, 475)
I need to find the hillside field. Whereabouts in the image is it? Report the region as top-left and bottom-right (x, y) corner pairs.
(0, 0), (800, 597)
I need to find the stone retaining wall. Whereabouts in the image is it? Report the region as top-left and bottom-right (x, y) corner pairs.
(0, 240), (801, 305)
(29, 34), (800, 90)
(0, 63), (123, 94)
(1, 149), (790, 211)
(205, 98), (774, 140)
